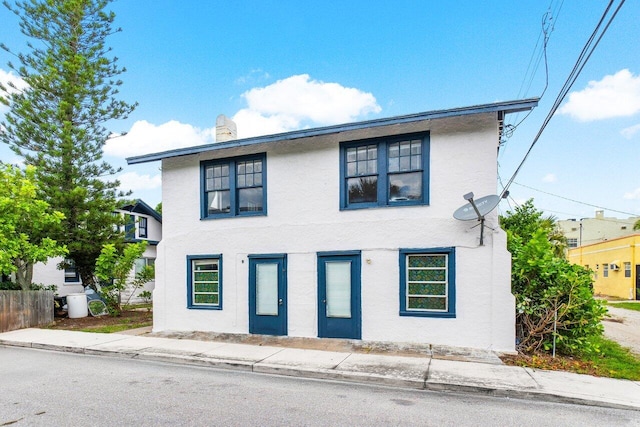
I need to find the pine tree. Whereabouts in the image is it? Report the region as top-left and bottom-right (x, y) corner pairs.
(0, 0), (136, 288)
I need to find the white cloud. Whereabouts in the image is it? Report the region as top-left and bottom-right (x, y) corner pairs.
(542, 173), (556, 183)
(559, 69), (640, 121)
(623, 188), (640, 200)
(0, 68), (29, 114)
(106, 74), (381, 158)
(621, 123), (640, 139)
(104, 120), (215, 158)
(117, 171), (161, 192)
(233, 74), (381, 138)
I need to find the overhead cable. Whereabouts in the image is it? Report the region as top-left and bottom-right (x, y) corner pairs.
(500, 0), (626, 198)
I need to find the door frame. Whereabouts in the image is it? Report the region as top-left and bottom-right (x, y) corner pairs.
(317, 250), (362, 339)
(248, 254), (288, 336)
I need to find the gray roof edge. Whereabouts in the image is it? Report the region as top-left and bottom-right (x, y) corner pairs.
(127, 97), (539, 165)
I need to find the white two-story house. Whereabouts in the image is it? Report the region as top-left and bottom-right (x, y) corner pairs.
(127, 99), (537, 352)
(32, 199), (162, 301)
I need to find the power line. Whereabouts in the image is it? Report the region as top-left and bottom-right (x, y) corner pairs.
(512, 181), (638, 217)
(506, 0), (563, 135)
(500, 0), (626, 197)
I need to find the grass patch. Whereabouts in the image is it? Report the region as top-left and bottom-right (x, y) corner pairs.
(583, 336), (640, 380)
(502, 336), (640, 381)
(608, 302), (640, 312)
(78, 321), (152, 334)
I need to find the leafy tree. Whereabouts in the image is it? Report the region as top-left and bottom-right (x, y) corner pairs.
(634, 219), (640, 231)
(95, 241), (153, 316)
(155, 202), (162, 215)
(0, 163), (67, 289)
(500, 200), (606, 355)
(0, 0), (136, 288)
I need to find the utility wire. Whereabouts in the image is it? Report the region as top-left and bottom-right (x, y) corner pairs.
(502, 0), (563, 146)
(512, 181), (638, 217)
(500, 0), (625, 198)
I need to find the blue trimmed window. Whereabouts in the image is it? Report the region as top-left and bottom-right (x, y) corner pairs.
(399, 248), (455, 318)
(64, 259), (80, 283)
(138, 217), (148, 238)
(201, 154), (266, 219)
(187, 255), (222, 309)
(340, 133), (429, 209)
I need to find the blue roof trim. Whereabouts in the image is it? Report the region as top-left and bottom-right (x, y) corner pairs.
(126, 98), (538, 165)
(120, 199), (162, 223)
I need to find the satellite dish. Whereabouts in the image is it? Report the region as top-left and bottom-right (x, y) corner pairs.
(453, 193), (500, 246)
(453, 194), (500, 221)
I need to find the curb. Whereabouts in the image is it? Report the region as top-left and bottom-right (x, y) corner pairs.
(1, 339), (639, 412)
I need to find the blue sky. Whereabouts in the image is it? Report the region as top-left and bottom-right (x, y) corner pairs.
(1, 0), (638, 220)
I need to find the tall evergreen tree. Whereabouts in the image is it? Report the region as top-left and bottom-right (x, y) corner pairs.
(0, 0), (136, 287)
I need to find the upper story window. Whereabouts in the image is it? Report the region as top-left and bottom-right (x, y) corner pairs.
(138, 217), (148, 238)
(567, 238), (578, 248)
(340, 133), (429, 209)
(201, 154), (266, 219)
(624, 262), (631, 278)
(125, 214), (135, 240)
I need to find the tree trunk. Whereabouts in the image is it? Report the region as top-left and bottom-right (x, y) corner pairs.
(14, 259), (33, 290)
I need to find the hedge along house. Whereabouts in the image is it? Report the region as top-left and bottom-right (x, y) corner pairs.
(127, 99), (537, 353)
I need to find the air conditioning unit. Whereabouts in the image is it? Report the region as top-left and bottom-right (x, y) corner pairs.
(609, 263), (619, 271)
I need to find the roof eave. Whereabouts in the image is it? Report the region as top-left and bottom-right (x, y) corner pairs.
(126, 98), (539, 165)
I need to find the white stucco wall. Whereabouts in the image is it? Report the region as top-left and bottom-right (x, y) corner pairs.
(31, 211), (161, 298)
(154, 113), (515, 352)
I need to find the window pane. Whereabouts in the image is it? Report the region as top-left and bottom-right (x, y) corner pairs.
(326, 261), (351, 318)
(388, 142), (399, 158)
(388, 157), (399, 172)
(399, 141), (411, 156)
(208, 190), (231, 214)
(409, 255), (445, 268)
(357, 146), (367, 161)
(408, 297), (446, 310)
(408, 269), (446, 282)
(237, 175), (245, 187)
(239, 187), (263, 212)
(195, 282), (219, 293)
(411, 155), (421, 169)
(348, 177), (377, 204)
(389, 172), (422, 201)
(195, 294), (219, 305)
(254, 161), (262, 173)
(237, 162), (245, 174)
(408, 283), (446, 296)
(256, 264), (278, 316)
(347, 148), (357, 162)
(399, 156), (410, 171)
(255, 172), (262, 185)
(411, 141), (421, 154)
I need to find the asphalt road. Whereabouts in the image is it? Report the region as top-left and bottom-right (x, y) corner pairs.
(0, 347), (638, 426)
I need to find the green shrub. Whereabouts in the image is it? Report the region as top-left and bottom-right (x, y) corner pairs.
(502, 200), (606, 356)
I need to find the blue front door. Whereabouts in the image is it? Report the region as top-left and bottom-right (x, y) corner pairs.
(317, 251), (361, 339)
(249, 254), (287, 336)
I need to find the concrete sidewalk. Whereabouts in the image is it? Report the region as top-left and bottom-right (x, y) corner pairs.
(1, 328), (638, 411)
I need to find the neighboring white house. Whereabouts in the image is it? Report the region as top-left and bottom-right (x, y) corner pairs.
(127, 99), (537, 353)
(32, 199), (162, 301)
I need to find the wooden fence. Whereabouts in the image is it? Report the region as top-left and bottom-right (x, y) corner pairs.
(0, 290), (54, 332)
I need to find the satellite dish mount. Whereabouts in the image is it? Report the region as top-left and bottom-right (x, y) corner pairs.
(453, 192), (500, 246)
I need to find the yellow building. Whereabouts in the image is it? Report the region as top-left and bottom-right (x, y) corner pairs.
(567, 234), (640, 300)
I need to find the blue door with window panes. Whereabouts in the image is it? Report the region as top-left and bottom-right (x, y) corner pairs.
(249, 255), (287, 336)
(317, 252), (361, 339)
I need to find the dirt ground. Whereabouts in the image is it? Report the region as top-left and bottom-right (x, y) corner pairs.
(603, 304), (640, 355)
(46, 309), (152, 331)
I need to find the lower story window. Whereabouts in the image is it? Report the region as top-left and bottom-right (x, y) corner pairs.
(399, 248), (455, 318)
(187, 255), (222, 309)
